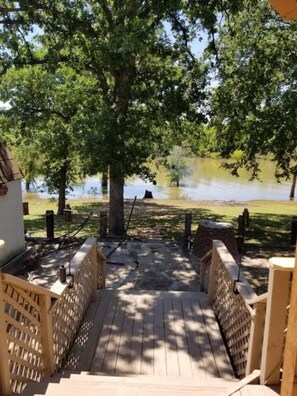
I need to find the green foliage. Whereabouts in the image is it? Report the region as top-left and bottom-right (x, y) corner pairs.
(165, 146), (192, 187)
(230, 150), (244, 161)
(0, 65), (101, 211)
(208, 0), (297, 179)
(0, 1), (212, 233)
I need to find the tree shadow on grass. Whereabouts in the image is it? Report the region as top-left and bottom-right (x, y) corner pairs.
(24, 199), (293, 246)
(125, 200), (228, 240)
(246, 212), (292, 245)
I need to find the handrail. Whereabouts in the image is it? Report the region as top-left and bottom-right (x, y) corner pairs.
(246, 292), (268, 306)
(1, 273), (59, 299)
(208, 240), (266, 379)
(0, 237), (105, 395)
(200, 249), (212, 292)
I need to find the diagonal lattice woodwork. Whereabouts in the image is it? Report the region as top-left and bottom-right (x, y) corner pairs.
(1, 280), (43, 394)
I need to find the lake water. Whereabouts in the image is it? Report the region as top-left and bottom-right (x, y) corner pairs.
(23, 158), (295, 202)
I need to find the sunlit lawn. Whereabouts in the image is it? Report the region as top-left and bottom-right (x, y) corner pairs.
(24, 196), (296, 246)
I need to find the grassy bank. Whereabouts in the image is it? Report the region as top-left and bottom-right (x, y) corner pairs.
(23, 196), (296, 246)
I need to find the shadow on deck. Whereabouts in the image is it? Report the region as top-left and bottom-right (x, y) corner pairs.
(64, 290), (235, 380)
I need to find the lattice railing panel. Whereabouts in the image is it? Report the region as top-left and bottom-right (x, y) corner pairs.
(212, 259), (252, 378)
(1, 281), (43, 394)
(51, 251), (94, 369)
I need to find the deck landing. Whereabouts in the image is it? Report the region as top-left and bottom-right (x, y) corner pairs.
(65, 290), (234, 379)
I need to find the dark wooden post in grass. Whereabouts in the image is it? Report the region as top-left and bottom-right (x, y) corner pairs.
(238, 215), (245, 236)
(46, 210), (55, 239)
(23, 202), (29, 215)
(291, 217), (297, 245)
(184, 213), (192, 251)
(99, 211), (108, 239)
(243, 208), (250, 227)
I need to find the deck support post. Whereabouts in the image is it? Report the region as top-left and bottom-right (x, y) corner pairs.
(246, 300), (266, 376)
(39, 294), (55, 376)
(260, 261), (292, 385)
(208, 241), (220, 304)
(0, 274), (11, 396)
(281, 247), (297, 396)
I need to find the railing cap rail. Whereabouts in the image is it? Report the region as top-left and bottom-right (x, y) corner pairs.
(50, 237), (97, 296)
(269, 257), (295, 271)
(1, 273), (59, 299)
(212, 239), (258, 301)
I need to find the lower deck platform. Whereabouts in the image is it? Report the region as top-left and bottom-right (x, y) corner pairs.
(65, 290), (235, 379)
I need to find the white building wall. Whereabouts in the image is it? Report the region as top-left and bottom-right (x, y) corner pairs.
(0, 180), (25, 265)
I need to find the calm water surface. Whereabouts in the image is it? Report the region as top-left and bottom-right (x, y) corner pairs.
(23, 158), (295, 202)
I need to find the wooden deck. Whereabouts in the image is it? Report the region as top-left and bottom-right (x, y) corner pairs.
(64, 290), (235, 379)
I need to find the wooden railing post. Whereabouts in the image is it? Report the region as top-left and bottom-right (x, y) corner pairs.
(260, 258), (293, 385)
(0, 241), (10, 395)
(0, 274), (11, 395)
(97, 248), (106, 290)
(246, 300), (266, 376)
(39, 294), (55, 376)
(208, 241), (220, 303)
(281, 250), (297, 396)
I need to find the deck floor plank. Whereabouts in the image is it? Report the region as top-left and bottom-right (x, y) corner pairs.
(102, 298), (128, 373)
(153, 297), (167, 376)
(115, 298), (137, 374)
(129, 297), (145, 374)
(190, 299), (219, 378)
(172, 298), (194, 377)
(163, 298), (180, 376)
(140, 298), (154, 375)
(90, 296), (119, 372)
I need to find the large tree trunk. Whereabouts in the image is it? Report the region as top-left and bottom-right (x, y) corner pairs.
(109, 170), (125, 236)
(290, 173), (297, 199)
(57, 165), (67, 215)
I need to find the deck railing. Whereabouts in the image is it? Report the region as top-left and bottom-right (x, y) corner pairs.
(0, 238), (105, 395)
(207, 240), (267, 379)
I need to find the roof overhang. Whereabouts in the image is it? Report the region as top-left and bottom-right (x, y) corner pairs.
(0, 142), (23, 184)
(269, 0), (297, 20)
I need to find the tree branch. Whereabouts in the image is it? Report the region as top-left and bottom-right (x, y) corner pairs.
(98, 0), (114, 30)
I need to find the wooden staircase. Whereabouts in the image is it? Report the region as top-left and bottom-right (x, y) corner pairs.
(23, 372), (239, 395)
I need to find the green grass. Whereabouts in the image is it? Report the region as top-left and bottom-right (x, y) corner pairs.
(23, 196), (296, 245)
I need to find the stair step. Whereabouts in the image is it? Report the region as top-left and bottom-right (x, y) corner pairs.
(35, 381), (233, 396)
(68, 372), (238, 387)
(24, 373), (238, 396)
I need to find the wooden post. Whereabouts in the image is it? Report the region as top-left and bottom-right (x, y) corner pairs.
(45, 210), (55, 239)
(184, 213), (192, 251)
(260, 258), (293, 385)
(99, 211), (108, 239)
(0, 272), (11, 396)
(281, 248), (297, 396)
(246, 300), (266, 375)
(236, 235), (244, 255)
(243, 208), (250, 227)
(39, 294), (55, 376)
(238, 215), (245, 236)
(208, 241), (220, 304)
(23, 202), (29, 215)
(97, 249), (106, 290)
